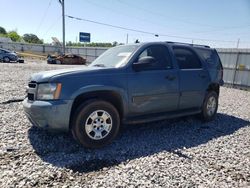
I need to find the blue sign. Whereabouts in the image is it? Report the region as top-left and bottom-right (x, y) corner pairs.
(79, 32), (91, 42)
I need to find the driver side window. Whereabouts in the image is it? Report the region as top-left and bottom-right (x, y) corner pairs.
(138, 45), (172, 70)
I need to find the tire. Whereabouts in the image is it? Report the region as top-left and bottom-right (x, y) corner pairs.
(3, 57), (10, 63)
(71, 100), (120, 148)
(200, 91), (218, 121)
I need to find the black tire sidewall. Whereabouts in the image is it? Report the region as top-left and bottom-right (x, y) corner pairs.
(3, 57), (10, 62)
(72, 100), (120, 148)
(201, 91), (218, 121)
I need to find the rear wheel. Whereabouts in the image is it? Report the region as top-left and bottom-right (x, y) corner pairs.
(71, 100), (120, 148)
(200, 91), (218, 121)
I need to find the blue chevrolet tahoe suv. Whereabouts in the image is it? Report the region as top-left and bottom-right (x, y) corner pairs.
(23, 42), (224, 148)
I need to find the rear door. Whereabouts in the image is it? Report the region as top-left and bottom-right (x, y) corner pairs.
(172, 46), (210, 109)
(127, 44), (179, 115)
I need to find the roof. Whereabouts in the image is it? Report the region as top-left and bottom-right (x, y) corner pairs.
(125, 41), (211, 49)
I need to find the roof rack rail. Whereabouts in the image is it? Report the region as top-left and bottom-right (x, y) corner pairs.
(165, 41), (210, 48)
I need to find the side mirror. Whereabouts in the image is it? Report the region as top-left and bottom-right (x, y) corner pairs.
(132, 56), (156, 71)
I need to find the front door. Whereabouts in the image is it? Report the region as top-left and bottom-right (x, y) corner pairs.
(127, 44), (179, 116)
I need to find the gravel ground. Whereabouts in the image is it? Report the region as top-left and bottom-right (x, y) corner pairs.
(0, 59), (250, 187)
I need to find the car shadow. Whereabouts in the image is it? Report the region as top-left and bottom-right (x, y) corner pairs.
(28, 113), (249, 173)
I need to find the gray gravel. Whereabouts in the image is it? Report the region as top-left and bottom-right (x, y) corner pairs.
(0, 59), (250, 187)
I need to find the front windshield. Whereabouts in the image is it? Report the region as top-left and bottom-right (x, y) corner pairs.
(89, 45), (139, 68)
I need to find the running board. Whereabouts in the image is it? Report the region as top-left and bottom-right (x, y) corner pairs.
(123, 108), (201, 124)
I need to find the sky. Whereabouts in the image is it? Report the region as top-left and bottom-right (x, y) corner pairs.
(0, 0), (250, 48)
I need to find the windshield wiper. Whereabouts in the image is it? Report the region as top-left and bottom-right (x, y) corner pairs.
(92, 64), (106, 67)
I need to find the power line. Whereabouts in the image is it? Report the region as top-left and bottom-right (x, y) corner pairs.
(85, 0), (250, 37)
(66, 14), (238, 43)
(83, 0), (185, 31)
(66, 15), (159, 36)
(36, 0), (53, 33)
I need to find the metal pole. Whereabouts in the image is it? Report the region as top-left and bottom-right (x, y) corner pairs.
(126, 33), (128, 44)
(62, 0), (65, 54)
(236, 38), (240, 49)
(232, 52), (240, 87)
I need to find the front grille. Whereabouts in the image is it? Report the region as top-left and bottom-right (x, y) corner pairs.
(28, 93), (34, 101)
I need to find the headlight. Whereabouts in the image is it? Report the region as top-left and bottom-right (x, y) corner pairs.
(37, 83), (62, 100)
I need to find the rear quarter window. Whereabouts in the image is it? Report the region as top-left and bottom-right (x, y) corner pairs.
(195, 49), (222, 69)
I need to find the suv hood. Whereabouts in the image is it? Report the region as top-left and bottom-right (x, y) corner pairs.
(30, 66), (100, 83)
(9, 52), (16, 55)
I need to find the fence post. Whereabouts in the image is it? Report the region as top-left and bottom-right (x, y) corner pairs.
(232, 52), (240, 87)
(95, 48), (97, 60)
(85, 48), (87, 60)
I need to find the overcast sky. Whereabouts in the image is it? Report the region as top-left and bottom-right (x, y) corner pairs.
(0, 0), (250, 47)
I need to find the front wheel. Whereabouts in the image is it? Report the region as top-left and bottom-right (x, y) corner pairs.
(200, 91), (218, 121)
(3, 57), (10, 63)
(71, 100), (120, 148)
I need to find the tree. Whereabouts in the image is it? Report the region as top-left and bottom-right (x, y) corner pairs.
(66, 41), (73, 46)
(8, 31), (21, 42)
(112, 41), (118, 46)
(0, 26), (7, 35)
(23, 33), (43, 44)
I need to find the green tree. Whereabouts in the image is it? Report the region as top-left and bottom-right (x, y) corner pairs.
(0, 26), (7, 35)
(112, 41), (118, 46)
(66, 41), (73, 46)
(23, 33), (43, 44)
(8, 31), (21, 42)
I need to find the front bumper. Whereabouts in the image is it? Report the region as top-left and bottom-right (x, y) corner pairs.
(23, 98), (73, 132)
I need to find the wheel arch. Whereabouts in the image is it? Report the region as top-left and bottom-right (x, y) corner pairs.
(206, 83), (220, 96)
(3, 56), (10, 62)
(69, 90), (125, 130)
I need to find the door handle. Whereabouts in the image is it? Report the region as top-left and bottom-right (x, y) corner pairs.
(165, 75), (176, 81)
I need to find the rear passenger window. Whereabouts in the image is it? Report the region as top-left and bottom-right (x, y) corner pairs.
(173, 47), (202, 69)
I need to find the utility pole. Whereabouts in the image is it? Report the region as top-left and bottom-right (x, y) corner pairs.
(59, 0), (65, 54)
(126, 33), (128, 44)
(236, 38), (240, 49)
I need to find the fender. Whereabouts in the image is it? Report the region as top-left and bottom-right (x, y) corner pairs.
(70, 84), (129, 116)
